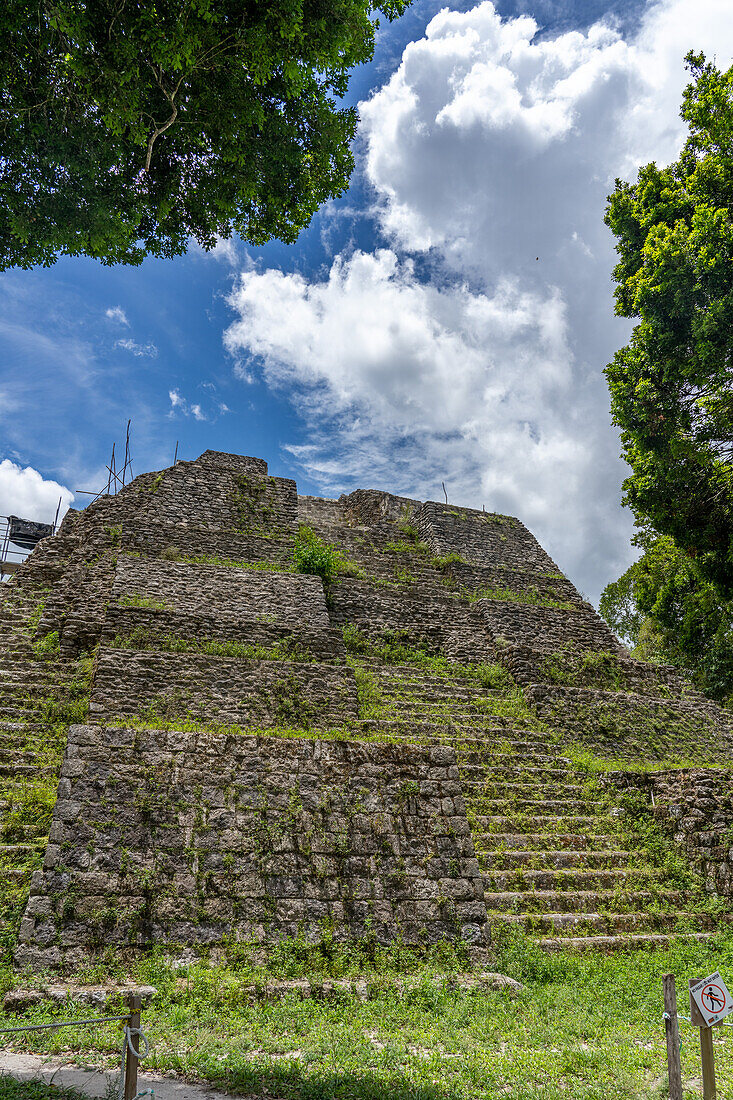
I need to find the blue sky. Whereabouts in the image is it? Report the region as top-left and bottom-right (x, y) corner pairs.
(0, 0), (730, 601)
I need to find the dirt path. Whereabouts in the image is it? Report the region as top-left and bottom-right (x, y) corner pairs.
(0, 1051), (251, 1099)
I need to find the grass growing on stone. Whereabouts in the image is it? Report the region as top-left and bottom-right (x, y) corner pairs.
(468, 585), (576, 610)
(110, 630), (316, 663)
(0, 648), (94, 969)
(3, 935), (733, 1098)
(170, 551), (296, 572)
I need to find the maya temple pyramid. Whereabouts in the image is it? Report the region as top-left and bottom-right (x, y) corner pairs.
(1, 448), (732, 973)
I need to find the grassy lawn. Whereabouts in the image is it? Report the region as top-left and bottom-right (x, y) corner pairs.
(0, 1080), (89, 1100)
(1, 932), (733, 1099)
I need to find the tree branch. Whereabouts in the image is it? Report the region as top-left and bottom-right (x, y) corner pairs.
(143, 68), (185, 173)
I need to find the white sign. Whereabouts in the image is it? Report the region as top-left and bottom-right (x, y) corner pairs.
(690, 972), (733, 1026)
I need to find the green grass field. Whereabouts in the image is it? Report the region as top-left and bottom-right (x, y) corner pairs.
(0, 1083), (89, 1100)
(2, 932), (733, 1099)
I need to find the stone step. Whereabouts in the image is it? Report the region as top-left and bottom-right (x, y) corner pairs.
(0, 843), (44, 856)
(0, 676), (58, 690)
(0, 736), (50, 753)
(0, 821), (46, 839)
(482, 888), (684, 913)
(459, 779), (586, 798)
(482, 867), (660, 892)
(0, 705), (44, 719)
(469, 798), (594, 815)
(472, 815), (614, 832)
(0, 748), (45, 763)
(373, 672), (485, 689)
(0, 763), (53, 778)
(0, 672), (55, 686)
(481, 849), (634, 870)
(475, 832), (621, 850)
(536, 932), (716, 952)
(456, 743), (567, 759)
(457, 763), (571, 780)
(0, 867), (32, 885)
(382, 705), (503, 718)
(491, 910), (719, 934)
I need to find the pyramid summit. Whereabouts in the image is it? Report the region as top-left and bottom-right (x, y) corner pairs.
(0, 448), (731, 972)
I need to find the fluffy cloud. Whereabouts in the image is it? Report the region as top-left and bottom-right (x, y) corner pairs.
(225, 0), (733, 601)
(0, 460), (73, 543)
(105, 306), (129, 325)
(226, 249), (571, 428)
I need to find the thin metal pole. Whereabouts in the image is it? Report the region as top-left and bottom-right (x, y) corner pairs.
(663, 974), (683, 1100)
(691, 978), (717, 1100)
(174, 440), (178, 465)
(122, 420), (130, 487)
(123, 992), (142, 1100)
(53, 495), (62, 532)
(441, 481), (448, 505)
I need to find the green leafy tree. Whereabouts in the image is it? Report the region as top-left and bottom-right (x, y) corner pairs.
(599, 527), (733, 704)
(605, 52), (733, 598)
(0, 0), (407, 268)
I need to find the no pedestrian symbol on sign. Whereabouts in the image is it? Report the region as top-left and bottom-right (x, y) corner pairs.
(690, 971), (733, 1026)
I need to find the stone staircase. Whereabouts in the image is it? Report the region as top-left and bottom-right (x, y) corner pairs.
(0, 585), (69, 961)
(349, 657), (723, 951)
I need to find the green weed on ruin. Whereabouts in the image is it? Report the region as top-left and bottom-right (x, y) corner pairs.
(110, 629), (316, 663)
(467, 585), (576, 610)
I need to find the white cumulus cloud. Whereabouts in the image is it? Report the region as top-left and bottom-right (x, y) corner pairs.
(225, 0), (733, 601)
(105, 306), (129, 326)
(0, 460), (74, 539)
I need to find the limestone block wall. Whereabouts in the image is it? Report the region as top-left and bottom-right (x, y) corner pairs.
(111, 558), (330, 632)
(196, 451), (268, 476)
(529, 684), (733, 760)
(298, 496), (343, 526)
(340, 490), (421, 525)
(89, 649), (359, 727)
(16, 726), (489, 971)
(103, 607), (343, 662)
(416, 501), (560, 574)
(502, 643), (692, 697)
(328, 579), (492, 660)
(446, 561), (582, 605)
(128, 465), (298, 534)
(122, 525), (294, 565)
(43, 457), (300, 654)
(607, 769), (733, 897)
(103, 557), (343, 660)
(478, 600), (624, 654)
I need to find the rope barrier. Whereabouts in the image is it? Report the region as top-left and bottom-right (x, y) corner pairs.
(125, 1025), (150, 1060)
(115, 1022), (152, 1100)
(664, 1012), (733, 1029)
(0, 1011), (152, 1098)
(0, 1015), (129, 1035)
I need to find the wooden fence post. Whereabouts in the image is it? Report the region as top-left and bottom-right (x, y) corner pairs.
(663, 973), (683, 1100)
(123, 992), (142, 1100)
(690, 978), (717, 1100)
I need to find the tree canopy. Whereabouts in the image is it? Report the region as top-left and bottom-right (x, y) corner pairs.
(0, 0), (407, 269)
(605, 51), (733, 601)
(599, 527), (733, 704)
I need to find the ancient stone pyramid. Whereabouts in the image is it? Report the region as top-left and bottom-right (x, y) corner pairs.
(1, 450), (731, 973)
